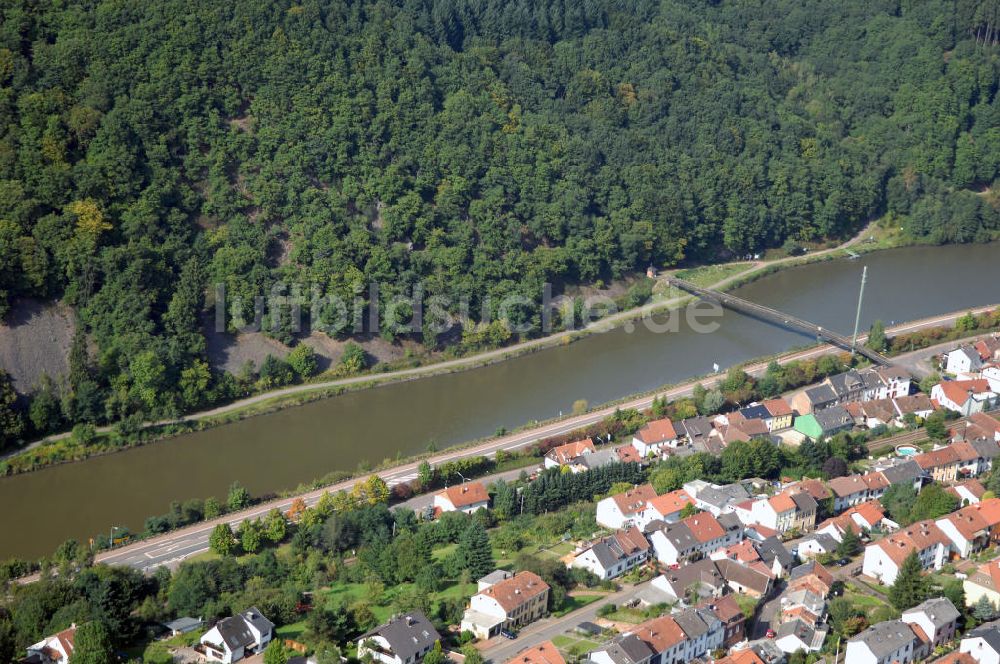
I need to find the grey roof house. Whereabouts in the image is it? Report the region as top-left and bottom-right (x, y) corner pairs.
(357, 612), (441, 664)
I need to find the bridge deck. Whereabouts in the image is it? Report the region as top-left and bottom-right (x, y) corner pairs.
(667, 277), (890, 365)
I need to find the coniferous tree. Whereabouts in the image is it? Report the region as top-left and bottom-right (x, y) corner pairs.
(457, 521), (495, 578)
(836, 527), (862, 558)
(889, 551), (927, 610)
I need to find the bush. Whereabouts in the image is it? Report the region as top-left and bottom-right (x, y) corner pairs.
(597, 603), (617, 618)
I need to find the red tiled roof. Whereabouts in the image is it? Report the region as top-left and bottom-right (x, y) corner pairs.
(768, 492), (797, 513)
(506, 641), (566, 664)
(938, 379), (993, 407)
(762, 398), (793, 417)
(439, 481), (489, 508)
(634, 615), (686, 651)
(876, 521), (948, 566)
(611, 484), (658, 516)
(646, 489), (693, 517)
(951, 441), (982, 462)
(635, 418), (677, 444)
(616, 446), (643, 464)
(479, 572), (550, 612)
(827, 475), (869, 497)
(715, 651), (766, 664)
(616, 527), (651, 554)
(915, 446), (960, 470)
(548, 439), (596, 464)
(683, 513), (726, 543)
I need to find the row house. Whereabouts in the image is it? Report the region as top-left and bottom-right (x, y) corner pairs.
(861, 521), (949, 585)
(735, 488), (818, 534)
(915, 446), (962, 482)
(647, 512), (742, 566)
(827, 473), (889, 512)
(588, 609), (724, 664)
(638, 489), (696, 528)
(937, 498), (1000, 557)
(948, 478), (988, 505)
(846, 597), (960, 664)
(570, 527), (651, 580)
(952, 412), (1000, 444)
(504, 642), (565, 664)
(697, 595), (746, 648)
(596, 484), (659, 529)
(791, 367), (912, 415)
(871, 458), (925, 491)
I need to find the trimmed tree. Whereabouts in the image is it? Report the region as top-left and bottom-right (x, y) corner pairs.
(209, 523), (236, 556)
(889, 551), (927, 611)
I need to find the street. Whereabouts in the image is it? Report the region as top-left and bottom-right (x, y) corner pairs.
(24, 305), (992, 578)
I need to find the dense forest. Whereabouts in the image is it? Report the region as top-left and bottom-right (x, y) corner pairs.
(1, 0), (1000, 438)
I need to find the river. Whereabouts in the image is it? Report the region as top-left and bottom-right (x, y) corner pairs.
(2, 242), (998, 559)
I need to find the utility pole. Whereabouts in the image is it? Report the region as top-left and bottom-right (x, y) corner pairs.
(851, 265), (868, 357)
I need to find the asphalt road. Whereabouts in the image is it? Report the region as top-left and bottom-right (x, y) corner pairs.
(480, 584), (643, 663)
(25, 304), (994, 578)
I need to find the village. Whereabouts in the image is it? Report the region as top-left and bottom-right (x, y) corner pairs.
(16, 335), (1000, 664)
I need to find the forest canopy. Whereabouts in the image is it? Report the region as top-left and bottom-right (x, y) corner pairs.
(0, 0), (999, 432)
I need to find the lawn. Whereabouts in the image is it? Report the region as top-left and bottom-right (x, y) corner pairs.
(551, 634), (605, 658)
(672, 262), (754, 288)
(552, 594), (603, 617)
(276, 620), (307, 641)
(733, 593), (760, 618)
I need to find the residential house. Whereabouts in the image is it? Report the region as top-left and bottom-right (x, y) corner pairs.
(964, 560), (1000, 613)
(737, 488), (817, 533)
(948, 346), (984, 375)
(647, 512), (740, 566)
(596, 484), (659, 529)
(434, 482), (489, 515)
(632, 418), (679, 458)
(461, 572), (550, 639)
(828, 474), (876, 512)
(647, 559), (727, 602)
(859, 399), (901, 429)
(714, 651), (767, 664)
(954, 413), (1000, 444)
(975, 338), (1000, 363)
(791, 384), (839, 415)
(845, 620), (920, 664)
(200, 607), (274, 664)
(505, 641), (565, 664)
(787, 561), (835, 598)
(754, 536), (795, 578)
(779, 587), (827, 626)
(576, 449), (619, 472)
(715, 558), (773, 598)
(24, 625), (76, 664)
(932, 380), (998, 416)
(986, 365), (1000, 393)
(698, 595), (746, 647)
(681, 416), (717, 448)
(894, 394), (937, 422)
(671, 607), (725, 662)
(873, 458), (925, 492)
(960, 619), (1000, 664)
(796, 532), (840, 560)
(762, 398), (794, 431)
(816, 500), (888, 541)
(544, 439), (596, 471)
(682, 480), (751, 517)
(861, 521), (949, 585)
(813, 405), (855, 437)
(637, 489), (694, 527)
(915, 446), (962, 483)
(953, 441), (993, 478)
(587, 633), (656, 664)
(570, 528), (650, 580)
(949, 479), (988, 506)
(357, 612), (441, 664)
(900, 597), (960, 650)
(773, 620), (827, 654)
(870, 366), (913, 400)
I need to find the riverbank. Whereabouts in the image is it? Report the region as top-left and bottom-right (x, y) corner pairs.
(2, 222), (890, 475)
(3, 302), (997, 562)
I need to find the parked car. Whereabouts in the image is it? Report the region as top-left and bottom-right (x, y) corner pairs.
(501, 630), (517, 640)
